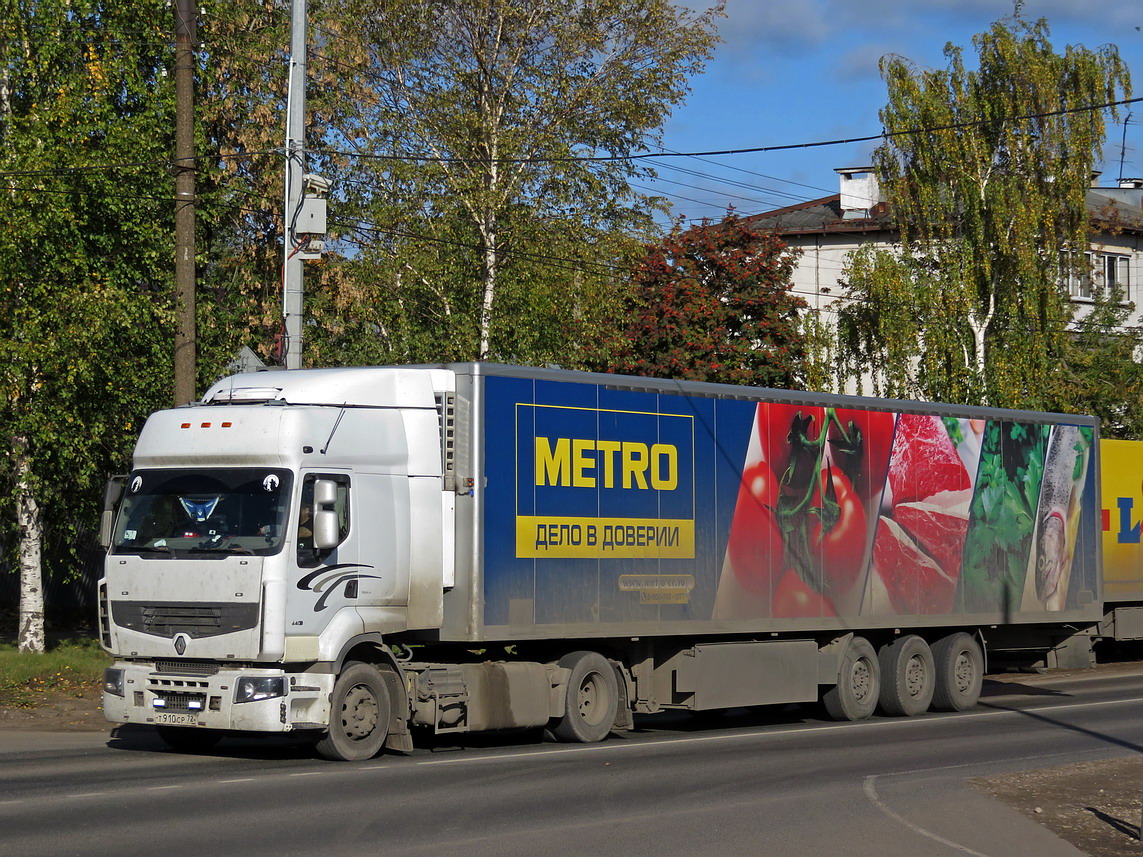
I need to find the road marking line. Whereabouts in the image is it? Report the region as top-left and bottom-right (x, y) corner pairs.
(67, 792), (109, 799)
(865, 775), (994, 857)
(875, 747), (1112, 779)
(414, 694), (1143, 766)
(146, 785), (183, 791)
(218, 778), (255, 784)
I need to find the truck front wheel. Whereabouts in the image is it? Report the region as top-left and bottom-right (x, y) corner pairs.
(551, 651), (619, 743)
(316, 662), (391, 761)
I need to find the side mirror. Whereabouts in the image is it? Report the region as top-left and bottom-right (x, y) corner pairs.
(311, 479), (340, 550)
(99, 476), (127, 548)
(99, 509), (115, 548)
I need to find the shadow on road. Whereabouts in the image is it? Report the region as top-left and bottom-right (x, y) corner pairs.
(980, 678), (1071, 699)
(1085, 806), (1140, 840)
(106, 724), (321, 762)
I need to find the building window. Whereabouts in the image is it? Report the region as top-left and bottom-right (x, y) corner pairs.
(1061, 252), (1131, 301)
(1062, 251), (1093, 299)
(1102, 254), (1130, 300)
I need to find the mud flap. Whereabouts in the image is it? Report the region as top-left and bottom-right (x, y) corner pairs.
(610, 661), (634, 732)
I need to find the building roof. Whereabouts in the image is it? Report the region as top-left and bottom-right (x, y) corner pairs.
(1087, 188), (1143, 234)
(743, 194), (893, 236)
(744, 188), (1143, 238)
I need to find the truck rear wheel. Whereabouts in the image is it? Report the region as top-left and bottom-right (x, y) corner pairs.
(823, 636), (879, 721)
(315, 662), (391, 761)
(931, 632), (983, 712)
(877, 635), (935, 716)
(552, 651), (619, 743)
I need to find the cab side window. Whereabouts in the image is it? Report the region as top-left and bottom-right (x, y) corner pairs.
(297, 474), (350, 568)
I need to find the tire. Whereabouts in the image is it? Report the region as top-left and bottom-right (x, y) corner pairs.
(877, 635), (935, 716)
(823, 636), (880, 721)
(551, 651), (619, 743)
(155, 726), (222, 752)
(931, 632), (983, 712)
(315, 662), (391, 761)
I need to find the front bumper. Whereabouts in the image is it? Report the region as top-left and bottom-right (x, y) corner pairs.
(102, 661), (334, 733)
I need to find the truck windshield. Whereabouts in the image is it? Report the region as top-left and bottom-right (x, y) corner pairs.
(111, 468), (292, 557)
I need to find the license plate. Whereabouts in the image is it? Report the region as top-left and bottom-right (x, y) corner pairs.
(154, 712), (198, 726)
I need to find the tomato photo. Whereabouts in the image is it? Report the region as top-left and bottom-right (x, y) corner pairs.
(829, 408), (896, 500)
(772, 568), (837, 618)
(807, 466), (869, 596)
(758, 402), (825, 496)
(728, 461), (784, 599)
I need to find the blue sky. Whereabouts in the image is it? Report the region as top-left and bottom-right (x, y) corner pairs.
(646, 0), (1143, 224)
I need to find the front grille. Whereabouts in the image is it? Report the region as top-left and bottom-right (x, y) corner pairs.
(150, 690), (208, 712)
(145, 606), (220, 635)
(154, 660), (220, 677)
(112, 601), (259, 638)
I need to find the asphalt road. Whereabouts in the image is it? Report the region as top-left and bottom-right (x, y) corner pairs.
(4, 669), (1143, 857)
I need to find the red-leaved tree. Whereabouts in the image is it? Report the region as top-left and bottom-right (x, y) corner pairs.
(604, 212), (806, 387)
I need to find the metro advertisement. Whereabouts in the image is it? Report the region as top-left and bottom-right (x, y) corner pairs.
(482, 375), (1099, 630)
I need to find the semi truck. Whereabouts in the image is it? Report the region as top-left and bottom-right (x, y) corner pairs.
(99, 364), (1112, 760)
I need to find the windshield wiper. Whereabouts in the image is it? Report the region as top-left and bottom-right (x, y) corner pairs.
(189, 542), (254, 556)
(121, 545), (171, 556)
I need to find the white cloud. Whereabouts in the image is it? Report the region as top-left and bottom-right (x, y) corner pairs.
(715, 0), (833, 56)
(834, 42), (895, 84)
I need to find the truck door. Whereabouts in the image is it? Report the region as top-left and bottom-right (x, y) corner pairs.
(291, 472), (360, 633)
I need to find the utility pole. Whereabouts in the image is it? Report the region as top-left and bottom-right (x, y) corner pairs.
(282, 0), (307, 370)
(173, 0), (197, 403)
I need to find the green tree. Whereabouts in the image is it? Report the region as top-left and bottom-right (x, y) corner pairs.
(837, 14), (1130, 408)
(0, 0), (175, 649)
(599, 212), (807, 387)
(316, 0), (723, 365)
(1052, 284), (1143, 438)
(192, 0), (379, 375)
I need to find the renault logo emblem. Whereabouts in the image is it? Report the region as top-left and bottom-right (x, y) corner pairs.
(173, 634), (188, 656)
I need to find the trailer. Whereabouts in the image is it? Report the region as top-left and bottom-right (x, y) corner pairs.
(99, 364), (1103, 759)
(1098, 439), (1143, 640)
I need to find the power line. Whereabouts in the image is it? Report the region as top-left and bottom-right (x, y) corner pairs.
(336, 218), (627, 275)
(317, 96), (1143, 164)
(651, 146), (837, 197)
(2, 96), (1136, 181)
(0, 149), (280, 179)
(641, 160), (812, 206)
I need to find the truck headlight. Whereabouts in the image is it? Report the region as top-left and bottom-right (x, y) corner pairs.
(103, 668), (125, 698)
(234, 676), (286, 704)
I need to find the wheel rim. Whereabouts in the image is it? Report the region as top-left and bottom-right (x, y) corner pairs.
(953, 652), (975, 694)
(905, 655), (927, 699)
(340, 684), (379, 741)
(851, 658), (872, 704)
(577, 672), (606, 726)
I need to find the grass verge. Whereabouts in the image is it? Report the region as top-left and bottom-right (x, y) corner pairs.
(0, 638), (111, 709)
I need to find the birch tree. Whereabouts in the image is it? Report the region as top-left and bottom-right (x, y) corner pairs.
(0, 0), (174, 649)
(837, 15), (1130, 408)
(320, 0), (723, 363)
